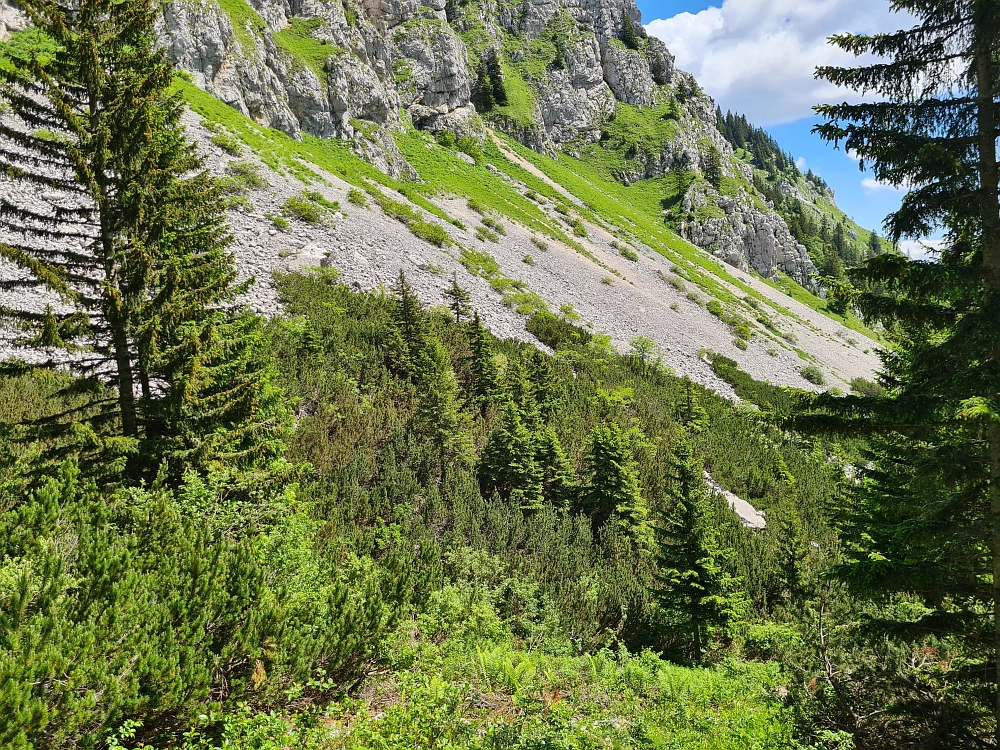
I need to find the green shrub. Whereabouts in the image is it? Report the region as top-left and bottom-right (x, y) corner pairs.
(456, 136), (483, 163)
(619, 246), (638, 261)
(436, 129), (457, 148)
(266, 212), (290, 231)
(347, 188), (368, 207)
(301, 189), (340, 212)
(476, 225), (499, 243)
(410, 220), (451, 247)
(572, 219), (588, 237)
(532, 236), (548, 251)
(733, 337), (749, 350)
(482, 216), (506, 235)
(522, 254), (536, 266)
(800, 364), (826, 385)
(526, 310), (592, 349)
(211, 130), (242, 156)
(733, 323), (753, 340)
(600, 275), (613, 284)
(707, 299), (724, 317)
(467, 197), (486, 214)
(222, 160), (266, 192)
(850, 376), (886, 397)
(282, 195), (323, 224)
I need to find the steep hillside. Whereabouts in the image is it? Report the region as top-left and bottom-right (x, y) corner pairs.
(0, 0), (885, 394)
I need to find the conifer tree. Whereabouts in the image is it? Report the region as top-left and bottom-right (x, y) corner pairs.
(703, 144), (723, 190)
(621, 7), (642, 51)
(652, 438), (739, 661)
(583, 422), (650, 542)
(478, 399), (543, 511)
(801, 2), (1000, 738)
(677, 377), (709, 433)
(443, 272), (472, 324)
(392, 270), (425, 378)
(413, 336), (473, 482)
(526, 349), (560, 420)
(467, 311), (500, 415)
(0, 0), (290, 482)
(772, 501), (809, 604)
(533, 424), (577, 508)
(867, 230), (882, 259)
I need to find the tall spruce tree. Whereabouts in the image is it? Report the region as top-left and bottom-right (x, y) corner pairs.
(478, 399), (543, 511)
(467, 311), (500, 416)
(0, 0), (290, 482)
(413, 336), (473, 482)
(652, 438), (739, 661)
(583, 421), (650, 543)
(800, 1), (1000, 740)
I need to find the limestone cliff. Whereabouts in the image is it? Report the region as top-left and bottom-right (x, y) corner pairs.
(0, 0), (819, 285)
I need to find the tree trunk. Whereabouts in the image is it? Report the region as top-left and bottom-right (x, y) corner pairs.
(89, 89), (139, 444)
(974, 33), (1000, 746)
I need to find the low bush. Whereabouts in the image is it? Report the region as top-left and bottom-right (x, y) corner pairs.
(800, 364), (826, 386)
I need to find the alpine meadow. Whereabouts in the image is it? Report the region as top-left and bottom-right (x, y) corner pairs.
(0, 0), (998, 748)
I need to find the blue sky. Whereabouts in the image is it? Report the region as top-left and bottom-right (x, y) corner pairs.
(636, 0), (926, 252)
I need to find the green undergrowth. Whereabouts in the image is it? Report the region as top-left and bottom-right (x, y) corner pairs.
(139, 622), (795, 749)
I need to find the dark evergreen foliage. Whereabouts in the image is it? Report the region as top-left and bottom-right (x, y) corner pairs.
(620, 7), (642, 51)
(702, 144), (723, 190)
(799, 2), (1000, 741)
(0, 0), (290, 483)
(652, 438), (740, 661)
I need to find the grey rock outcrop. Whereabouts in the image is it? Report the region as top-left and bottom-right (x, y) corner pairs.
(0, 0), (24, 39)
(681, 182), (818, 289)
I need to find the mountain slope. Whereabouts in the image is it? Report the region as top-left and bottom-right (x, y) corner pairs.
(0, 0), (885, 394)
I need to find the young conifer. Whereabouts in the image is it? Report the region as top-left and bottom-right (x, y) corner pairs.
(652, 438), (739, 661)
(443, 272), (472, 324)
(467, 311), (500, 415)
(413, 336), (473, 482)
(533, 424), (577, 508)
(677, 377), (710, 433)
(478, 399), (543, 511)
(583, 422), (650, 542)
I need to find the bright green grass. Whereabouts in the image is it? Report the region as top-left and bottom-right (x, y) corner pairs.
(214, 0), (266, 52)
(174, 77), (455, 226)
(494, 64), (537, 126)
(273, 17), (343, 81)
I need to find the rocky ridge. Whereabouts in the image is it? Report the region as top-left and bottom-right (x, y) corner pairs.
(0, 0), (820, 284)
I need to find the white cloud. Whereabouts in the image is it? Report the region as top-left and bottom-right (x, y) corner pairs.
(899, 239), (944, 261)
(795, 156), (807, 170)
(645, 0), (909, 126)
(861, 177), (906, 194)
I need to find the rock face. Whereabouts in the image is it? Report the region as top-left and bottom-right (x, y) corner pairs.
(0, 0), (818, 286)
(681, 185), (818, 289)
